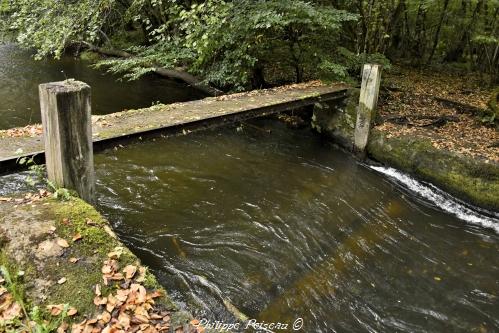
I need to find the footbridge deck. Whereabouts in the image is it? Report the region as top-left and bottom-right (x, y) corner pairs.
(0, 82), (349, 173)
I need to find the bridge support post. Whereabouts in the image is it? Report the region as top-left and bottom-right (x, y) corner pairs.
(39, 80), (95, 203)
(354, 64), (382, 155)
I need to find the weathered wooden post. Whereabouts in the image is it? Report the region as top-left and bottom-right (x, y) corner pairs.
(39, 80), (95, 203)
(354, 64), (382, 154)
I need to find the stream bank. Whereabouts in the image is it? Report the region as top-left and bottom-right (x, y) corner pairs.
(0, 194), (201, 333)
(312, 70), (499, 211)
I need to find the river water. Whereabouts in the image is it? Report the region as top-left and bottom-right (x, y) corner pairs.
(0, 45), (498, 332)
(0, 43), (205, 129)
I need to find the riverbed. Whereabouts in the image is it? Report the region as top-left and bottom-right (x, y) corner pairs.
(0, 44), (498, 332)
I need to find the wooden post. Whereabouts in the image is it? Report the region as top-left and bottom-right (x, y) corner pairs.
(39, 80), (95, 203)
(354, 64), (382, 154)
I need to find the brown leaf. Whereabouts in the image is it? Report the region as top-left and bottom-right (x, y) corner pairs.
(67, 307), (78, 316)
(57, 322), (69, 333)
(2, 302), (22, 320)
(115, 289), (129, 302)
(61, 218), (70, 225)
(95, 284), (101, 296)
(72, 233), (82, 242)
(111, 273), (124, 281)
(123, 265), (137, 280)
(118, 312), (131, 330)
(106, 294), (118, 312)
(148, 290), (163, 299)
(93, 296), (107, 306)
(86, 218), (97, 226)
(69, 257), (80, 263)
(135, 267), (147, 283)
(134, 305), (149, 319)
(47, 304), (64, 316)
(102, 265), (113, 275)
(57, 238), (70, 248)
(99, 311), (111, 324)
(131, 314), (149, 324)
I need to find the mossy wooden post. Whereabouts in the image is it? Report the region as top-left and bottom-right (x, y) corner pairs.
(39, 80), (95, 203)
(354, 64), (382, 154)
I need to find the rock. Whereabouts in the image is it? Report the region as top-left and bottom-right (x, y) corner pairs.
(36, 239), (64, 259)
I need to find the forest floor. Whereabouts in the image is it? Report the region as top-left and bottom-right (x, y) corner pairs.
(376, 66), (498, 163)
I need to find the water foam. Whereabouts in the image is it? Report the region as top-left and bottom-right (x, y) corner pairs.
(370, 166), (499, 234)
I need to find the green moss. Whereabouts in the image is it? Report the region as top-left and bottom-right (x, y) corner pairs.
(367, 130), (499, 210)
(0, 196), (181, 325)
(311, 89), (357, 149)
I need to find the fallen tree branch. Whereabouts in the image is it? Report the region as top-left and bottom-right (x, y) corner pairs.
(80, 42), (224, 97)
(383, 114), (460, 127)
(432, 96), (485, 115)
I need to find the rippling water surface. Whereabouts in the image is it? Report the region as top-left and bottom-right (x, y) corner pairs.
(1, 120), (498, 332)
(88, 120), (497, 333)
(0, 43), (205, 129)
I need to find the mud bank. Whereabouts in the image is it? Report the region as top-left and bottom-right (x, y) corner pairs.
(312, 91), (499, 211)
(0, 194), (202, 332)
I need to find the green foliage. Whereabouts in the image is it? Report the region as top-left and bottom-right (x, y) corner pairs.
(4, 0), (117, 58)
(17, 155), (45, 187)
(16, 155), (72, 201)
(99, 0), (357, 90)
(3, 0), (496, 88)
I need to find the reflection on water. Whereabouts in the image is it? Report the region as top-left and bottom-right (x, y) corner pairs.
(85, 119), (497, 332)
(0, 43), (205, 129)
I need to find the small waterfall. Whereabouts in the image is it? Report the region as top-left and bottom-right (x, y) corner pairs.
(370, 166), (499, 234)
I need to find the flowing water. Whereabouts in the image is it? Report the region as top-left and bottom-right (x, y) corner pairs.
(0, 45), (498, 333)
(0, 43), (205, 129)
(3, 120), (497, 332)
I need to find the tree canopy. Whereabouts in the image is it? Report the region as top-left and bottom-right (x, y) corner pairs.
(1, 0), (498, 91)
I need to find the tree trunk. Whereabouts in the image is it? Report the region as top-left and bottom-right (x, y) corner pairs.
(81, 43), (223, 96)
(427, 0), (450, 63)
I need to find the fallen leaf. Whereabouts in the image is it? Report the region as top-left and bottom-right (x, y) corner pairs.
(93, 296), (107, 306)
(148, 290), (163, 299)
(57, 322), (68, 333)
(2, 302), (22, 320)
(72, 233), (82, 242)
(123, 265), (137, 280)
(95, 284), (101, 296)
(57, 238), (70, 248)
(85, 218), (97, 226)
(118, 311), (131, 330)
(101, 265), (113, 275)
(67, 307), (78, 316)
(47, 304), (65, 316)
(57, 277), (67, 285)
(69, 257), (80, 263)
